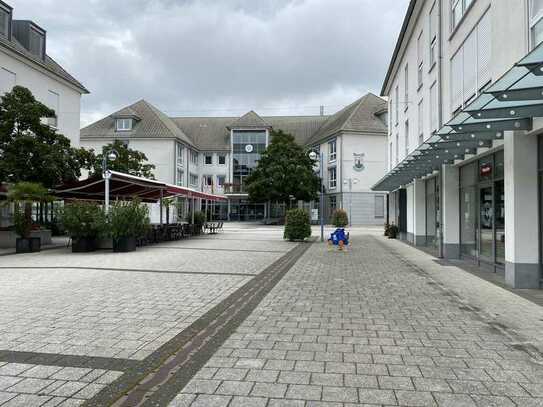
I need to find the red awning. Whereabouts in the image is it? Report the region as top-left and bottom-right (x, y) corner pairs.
(54, 171), (227, 202)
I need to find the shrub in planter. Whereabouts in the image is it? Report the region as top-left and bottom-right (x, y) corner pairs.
(331, 209), (349, 228)
(61, 201), (107, 252)
(7, 182), (53, 253)
(109, 200), (150, 252)
(388, 223), (399, 239)
(384, 223), (390, 237)
(284, 209), (311, 241)
(186, 211), (206, 235)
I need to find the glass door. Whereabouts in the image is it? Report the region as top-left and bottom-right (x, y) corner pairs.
(494, 181), (505, 265)
(479, 185), (494, 263)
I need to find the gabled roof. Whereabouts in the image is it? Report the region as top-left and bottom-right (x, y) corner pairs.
(0, 31), (89, 94)
(227, 110), (271, 129)
(81, 99), (194, 146)
(112, 106), (141, 119)
(306, 93), (387, 145)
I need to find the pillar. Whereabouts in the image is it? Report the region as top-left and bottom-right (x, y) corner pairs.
(505, 131), (539, 288)
(406, 183), (414, 244)
(413, 179), (426, 246)
(441, 164), (460, 259)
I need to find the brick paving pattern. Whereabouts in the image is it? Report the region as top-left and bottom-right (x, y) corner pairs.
(170, 233), (543, 406)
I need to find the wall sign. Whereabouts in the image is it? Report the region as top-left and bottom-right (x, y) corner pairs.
(245, 144), (254, 153)
(353, 153), (366, 172)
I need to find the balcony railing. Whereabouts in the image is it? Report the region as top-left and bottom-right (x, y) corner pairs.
(223, 183), (245, 194)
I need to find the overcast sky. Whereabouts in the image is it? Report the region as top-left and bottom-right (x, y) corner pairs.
(14, 0), (408, 127)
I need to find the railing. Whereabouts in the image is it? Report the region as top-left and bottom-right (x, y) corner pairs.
(223, 183), (245, 194)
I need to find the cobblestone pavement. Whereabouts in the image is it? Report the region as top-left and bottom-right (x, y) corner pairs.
(170, 230), (543, 407)
(0, 225), (296, 406)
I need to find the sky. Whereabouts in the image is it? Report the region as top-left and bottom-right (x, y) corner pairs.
(14, 0), (409, 127)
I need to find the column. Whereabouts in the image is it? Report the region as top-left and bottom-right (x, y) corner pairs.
(441, 164), (460, 259)
(413, 179), (426, 246)
(406, 183), (414, 243)
(505, 131), (539, 288)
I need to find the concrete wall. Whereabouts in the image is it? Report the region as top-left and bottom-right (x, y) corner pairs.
(0, 49), (83, 147)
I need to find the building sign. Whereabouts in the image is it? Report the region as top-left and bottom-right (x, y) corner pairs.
(353, 153), (365, 172)
(245, 144), (254, 153)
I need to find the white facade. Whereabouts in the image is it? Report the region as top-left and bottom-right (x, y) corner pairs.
(379, 0), (543, 288)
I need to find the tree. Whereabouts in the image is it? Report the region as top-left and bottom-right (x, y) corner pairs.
(245, 130), (320, 206)
(0, 86), (87, 187)
(85, 140), (156, 179)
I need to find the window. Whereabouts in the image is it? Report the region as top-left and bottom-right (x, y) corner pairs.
(218, 154), (226, 165)
(452, 0), (475, 31)
(395, 133), (400, 164)
(0, 6), (10, 38)
(374, 195), (385, 218)
(204, 175), (213, 186)
(450, 11), (491, 112)
(531, 0), (543, 47)
(190, 150), (198, 165)
(404, 64), (409, 111)
(404, 121), (410, 158)
(388, 99), (393, 130)
(204, 154), (213, 165)
(389, 142), (393, 170)
(430, 82), (438, 133)
(429, 4), (437, 68)
(417, 31), (424, 89)
(0, 68), (15, 94)
(329, 195), (337, 212)
(189, 173), (198, 186)
(116, 118), (132, 132)
(217, 175), (225, 187)
(29, 27), (44, 58)
(46, 90), (59, 128)
(394, 86), (399, 124)
(176, 144), (184, 167)
(418, 99), (424, 145)
(176, 168), (184, 186)
(328, 140), (337, 162)
(328, 167), (337, 189)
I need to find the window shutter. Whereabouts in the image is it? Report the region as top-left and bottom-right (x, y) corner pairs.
(477, 11), (491, 89)
(451, 50), (463, 111)
(463, 32), (477, 102)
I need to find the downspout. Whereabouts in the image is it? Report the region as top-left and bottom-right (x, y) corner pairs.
(437, 0), (444, 258)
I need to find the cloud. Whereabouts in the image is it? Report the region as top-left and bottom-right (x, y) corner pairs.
(12, 0), (408, 126)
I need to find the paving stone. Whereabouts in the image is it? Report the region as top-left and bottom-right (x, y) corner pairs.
(394, 390), (436, 406)
(5, 378), (54, 394)
(215, 380), (254, 396)
(229, 396), (268, 407)
(213, 368), (248, 381)
(470, 394), (516, 407)
(358, 388), (396, 404)
(433, 392), (477, 407)
(378, 375), (414, 390)
(285, 384), (322, 400)
(310, 373), (343, 386)
(20, 366), (63, 379)
(245, 369), (279, 383)
(191, 394), (231, 407)
(2, 394), (53, 407)
(250, 382), (287, 398)
(182, 379), (221, 395)
(0, 376), (23, 391)
(277, 371), (310, 385)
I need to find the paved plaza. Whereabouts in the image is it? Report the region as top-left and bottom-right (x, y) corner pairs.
(2, 225), (543, 406)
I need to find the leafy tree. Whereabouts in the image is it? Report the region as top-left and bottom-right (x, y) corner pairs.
(0, 86), (87, 187)
(246, 130), (320, 206)
(85, 140), (156, 179)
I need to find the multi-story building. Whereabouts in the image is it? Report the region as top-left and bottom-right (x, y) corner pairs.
(0, 0), (88, 229)
(81, 93), (389, 224)
(374, 0), (543, 288)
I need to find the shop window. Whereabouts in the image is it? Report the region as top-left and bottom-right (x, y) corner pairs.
(479, 155), (494, 182)
(495, 150), (504, 179)
(374, 195), (385, 219)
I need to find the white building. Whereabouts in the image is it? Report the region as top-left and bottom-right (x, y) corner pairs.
(0, 0), (88, 229)
(81, 94), (388, 225)
(374, 0), (543, 288)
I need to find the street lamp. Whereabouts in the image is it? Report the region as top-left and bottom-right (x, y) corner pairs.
(309, 150), (325, 242)
(103, 149), (118, 214)
(343, 177), (359, 227)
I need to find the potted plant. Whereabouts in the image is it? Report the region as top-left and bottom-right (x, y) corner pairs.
(384, 222), (390, 237)
(186, 211), (206, 235)
(61, 201), (106, 252)
(331, 209), (349, 228)
(109, 200), (150, 252)
(283, 208), (311, 241)
(7, 182), (53, 253)
(388, 222), (399, 239)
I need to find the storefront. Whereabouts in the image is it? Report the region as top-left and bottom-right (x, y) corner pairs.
(425, 176), (440, 254)
(459, 150), (505, 268)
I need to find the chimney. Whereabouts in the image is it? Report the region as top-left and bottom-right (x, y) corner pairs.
(12, 20), (46, 60)
(320, 105), (325, 116)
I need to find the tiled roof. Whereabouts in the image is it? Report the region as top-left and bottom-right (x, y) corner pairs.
(306, 93), (387, 146)
(81, 100), (194, 146)
(0, 34), (88, 94)
(81, 93), (387, 151)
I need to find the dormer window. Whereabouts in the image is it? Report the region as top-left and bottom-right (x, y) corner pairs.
(116, 118), (133, 132)
(28, 27), (44, 57)
(0, 5), (11, 39)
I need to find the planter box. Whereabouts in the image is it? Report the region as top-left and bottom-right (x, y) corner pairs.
(0, 230), (51, 249)
(16, 237), (41, 253)
(113, 237), (137, 253)
(72, 237), (97, 253)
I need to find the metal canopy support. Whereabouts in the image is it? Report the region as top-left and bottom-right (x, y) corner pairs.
(449, 117), (532, 133)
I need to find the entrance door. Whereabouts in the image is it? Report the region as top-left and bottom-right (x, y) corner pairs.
(479, 185), (494, 263)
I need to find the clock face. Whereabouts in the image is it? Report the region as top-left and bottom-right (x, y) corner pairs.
(245, 144), (254, 153)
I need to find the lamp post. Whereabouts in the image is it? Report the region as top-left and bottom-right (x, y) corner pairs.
(309, 151), (325, 242)
(343, 177), (359, 227)
(102, 149), (118, 215)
